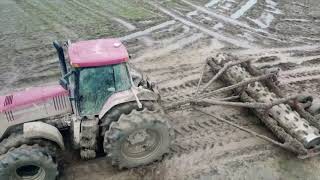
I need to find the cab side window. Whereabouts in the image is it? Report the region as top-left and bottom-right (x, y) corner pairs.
(78, 66), (115, 115)
(113, 63), (131, 92)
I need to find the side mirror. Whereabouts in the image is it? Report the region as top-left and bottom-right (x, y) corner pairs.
(59, 70), (74, 90)
(59, 78), (68, 90)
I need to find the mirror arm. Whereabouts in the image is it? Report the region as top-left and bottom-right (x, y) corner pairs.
(126, 63), (142, 108)
(59, 78), (68, 90)
(63, 70), (73, 83)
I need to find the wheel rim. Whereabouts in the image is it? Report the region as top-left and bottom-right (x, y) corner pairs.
(121, 128), (162, 160)
(15, 164), (46, 180)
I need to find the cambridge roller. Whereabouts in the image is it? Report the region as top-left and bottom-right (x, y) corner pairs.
(206, 53), (320, 149)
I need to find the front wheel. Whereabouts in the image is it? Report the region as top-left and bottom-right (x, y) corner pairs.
(0, 145), (58, 180)
(104, 109), (172, 169)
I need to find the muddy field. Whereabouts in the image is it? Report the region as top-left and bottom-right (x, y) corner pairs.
(1, 0), (320, 179)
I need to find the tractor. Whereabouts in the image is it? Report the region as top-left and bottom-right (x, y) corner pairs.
(0, 38), (172, 180)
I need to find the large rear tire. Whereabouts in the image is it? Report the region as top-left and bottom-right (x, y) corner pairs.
(0, 145), (58, 180)
(0, 132), (57, 157)
(104, 108), (172, 169)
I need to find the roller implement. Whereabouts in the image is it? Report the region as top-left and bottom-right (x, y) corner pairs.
(189, 53), (320, 158)
(0, 39), (172, 180)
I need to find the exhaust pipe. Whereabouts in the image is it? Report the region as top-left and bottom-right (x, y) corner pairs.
(53, 41), (68, 76)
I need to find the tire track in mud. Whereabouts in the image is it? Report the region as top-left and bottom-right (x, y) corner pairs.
(285, 78), (320, 97)
(255, 55), (320, 68)
(162, 143), (275, 180)
(121, 21), (197, 59)
(122, 20), (206, 61)
(225, 45), (320, 85)
(135, 0), (320, 70)
(179, 0), (289, 47)
(279, 65), (320, 85)
(281, 74), (320, 85)
(237, 44), (320, 56)
(181, 0), (285, 45)
(66, 0), (137, 32)
(250, 47), (320, 84)
(133, 33), (205, 63)
(60, 158), (132, 180)
(168, 108), (264, 157)
(148, 1), (254, 49)
(12, 0), (78, 39)
(120, 20), (177, 41)
(182, 0), (260, 32)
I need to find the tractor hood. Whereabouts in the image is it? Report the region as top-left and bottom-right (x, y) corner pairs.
(0, 85), (72, 139)
(0, 85), (69, 113)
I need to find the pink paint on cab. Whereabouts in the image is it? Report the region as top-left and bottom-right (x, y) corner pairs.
(68, 38), (129, 67)
(0, 85), (69, 112)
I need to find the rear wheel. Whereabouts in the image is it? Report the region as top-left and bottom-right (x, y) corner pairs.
(104, 108), (172, 169)
(0, 132), (58, 157)
(0, 145), (58, 180)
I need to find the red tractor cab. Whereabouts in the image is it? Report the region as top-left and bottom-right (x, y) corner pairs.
(55, 39), (134, 116)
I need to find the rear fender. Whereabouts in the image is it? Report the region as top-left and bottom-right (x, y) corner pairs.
(98, 88), (159, 119)
(23, 121), (65, 150)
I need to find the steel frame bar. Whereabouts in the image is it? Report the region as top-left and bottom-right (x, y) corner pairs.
(199, 58), (253, 93)
(193, 96), (298, 109)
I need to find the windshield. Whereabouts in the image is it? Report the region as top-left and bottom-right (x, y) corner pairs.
(73, 63), (131, 116)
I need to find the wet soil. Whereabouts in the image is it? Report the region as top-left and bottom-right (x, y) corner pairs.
(1, 0), (320, 179)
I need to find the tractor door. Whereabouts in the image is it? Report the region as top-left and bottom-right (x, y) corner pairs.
(76, 63), (132, 116)
(78, 66), (115, 116)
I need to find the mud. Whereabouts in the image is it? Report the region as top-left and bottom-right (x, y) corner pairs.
(1, 0), (320, 179)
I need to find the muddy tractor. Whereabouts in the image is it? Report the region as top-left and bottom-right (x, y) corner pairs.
(0, 39), (172, 179)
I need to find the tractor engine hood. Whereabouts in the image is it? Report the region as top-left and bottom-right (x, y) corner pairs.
(0, 85), (72, 139)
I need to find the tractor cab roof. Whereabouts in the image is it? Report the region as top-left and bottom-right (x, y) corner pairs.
(68, 38), (129, 68)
